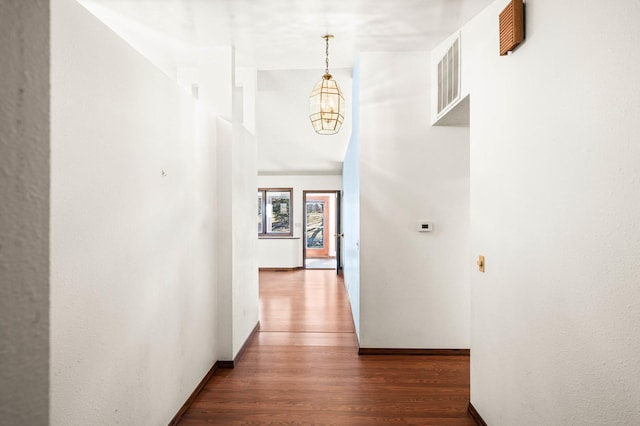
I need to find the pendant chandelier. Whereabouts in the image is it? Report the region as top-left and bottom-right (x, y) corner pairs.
(309, 35), (345, 135)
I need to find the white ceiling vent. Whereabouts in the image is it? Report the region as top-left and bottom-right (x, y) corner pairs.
(436, 36), (461, 117)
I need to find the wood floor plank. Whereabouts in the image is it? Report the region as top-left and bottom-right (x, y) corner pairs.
(178, 270), (475, 425)
(258, 331), (357, 347)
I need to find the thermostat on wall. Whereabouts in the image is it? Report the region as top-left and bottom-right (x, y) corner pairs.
(418, 222), (433, 232)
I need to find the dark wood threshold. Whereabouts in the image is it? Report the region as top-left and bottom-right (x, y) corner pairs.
(259, 267), (304, 272)
(168, 321), (260, 425)
(468, 402), (488, 426)
(168, 361), (219, 426)
(358, 348), (470, 356)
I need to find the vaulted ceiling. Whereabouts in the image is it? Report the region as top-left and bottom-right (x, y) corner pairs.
(79, 0), (492, 174)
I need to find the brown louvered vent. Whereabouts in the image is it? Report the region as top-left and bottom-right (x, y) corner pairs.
(499, 0), (524, 56)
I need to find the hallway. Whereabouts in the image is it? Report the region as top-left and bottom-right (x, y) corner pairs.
(178, 270), (475, 425)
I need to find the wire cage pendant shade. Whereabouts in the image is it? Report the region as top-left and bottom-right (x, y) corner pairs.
(309, 75), (345, 135)
(309, 35), (345, 135)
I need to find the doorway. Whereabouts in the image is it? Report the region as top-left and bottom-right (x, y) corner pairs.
(302, 191), (341, 272)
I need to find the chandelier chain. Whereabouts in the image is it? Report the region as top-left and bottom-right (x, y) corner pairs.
(310, 35), (344, 135)
(325, 36), (330, 75)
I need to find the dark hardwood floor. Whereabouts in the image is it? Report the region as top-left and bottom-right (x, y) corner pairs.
(178, 270), (475, 425)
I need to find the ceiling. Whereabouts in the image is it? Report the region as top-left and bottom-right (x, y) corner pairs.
(78, 0), (493, 174)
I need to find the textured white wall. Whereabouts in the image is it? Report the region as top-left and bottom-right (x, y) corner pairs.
(0, 1), (50, 424)
(50, 0), (219, 424)
(464, 0), (640, 424)
(216, 118), (234, 360)
(211, 49), (238, 363)
(342, 58), (361, 337)
(216, 84), (260, 361)
(231, 87), (259, 357)
(257, 175), (342, 268)
(359, 52), (471, 349)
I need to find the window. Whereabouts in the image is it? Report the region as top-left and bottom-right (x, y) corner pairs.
(306, 201), (325, 248)
(258, 188), (292, 236)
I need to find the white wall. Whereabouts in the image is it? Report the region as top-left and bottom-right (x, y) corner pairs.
(231, 86), (259, 357)
(328, 194), (337, 256)
(258, 238), (302, 269)
(0, 2), (50, 424)
(217, 114), (260, 359)
(51, 1), (220, 424)
(358, 52), (470, 349)
(463, 0), (640, 424)
(237, 67), (257, 135)
(216, 82), (260, 361)
(256, 69), (352, 175)
(342, 58), (361, 337)
(257, 175), (341, 268)
(216, 118), (233, 360)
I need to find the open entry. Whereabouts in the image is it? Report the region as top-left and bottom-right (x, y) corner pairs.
(303, 191), (341, 272)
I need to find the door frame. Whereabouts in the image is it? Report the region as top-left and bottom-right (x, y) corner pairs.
(302, 190), (341, 273)
(305, 195), (331, 258)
